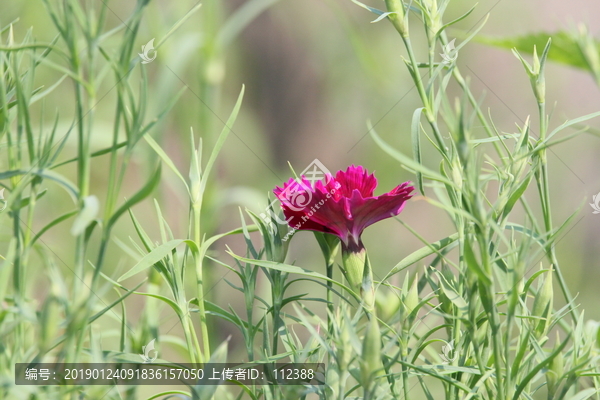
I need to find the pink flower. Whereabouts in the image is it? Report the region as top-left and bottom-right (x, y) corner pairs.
(274, 165), (414, 249)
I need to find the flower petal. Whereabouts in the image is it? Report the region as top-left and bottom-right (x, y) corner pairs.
(334, 165), (378, 198)
(345, 182), (414, 240)
(273, 166), (413, 246)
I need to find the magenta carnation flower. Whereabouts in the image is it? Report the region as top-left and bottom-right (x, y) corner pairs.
(274, 165), (414, 249)
(274, 165), (413, 293)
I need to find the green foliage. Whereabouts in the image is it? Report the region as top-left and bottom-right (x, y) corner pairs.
(477, 27), (600, 86)
(1, 0), (600, 399)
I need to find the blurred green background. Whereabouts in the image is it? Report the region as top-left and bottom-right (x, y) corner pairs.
(1, 0), (599, 362)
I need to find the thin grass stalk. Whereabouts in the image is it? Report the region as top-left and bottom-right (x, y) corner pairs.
(194, 204), (210, 362)
(176, 272), (199, 365)
(401, 36), (447, 153)
(327, 261), (334, 335)
(479, 230), (506, 400)
(536, 99), (577, 323)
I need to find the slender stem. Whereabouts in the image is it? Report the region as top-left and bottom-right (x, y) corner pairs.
(537, 101), (577, 323)
(193, 204), (210, 361)
(401, 337), (410, 400)
(327, 261), (334, 335)
(451, 67), (505, 160)
(401, 36), (449, 163)
(401, 37), (430, 112)
(72, 70), (87, 305)
(479, 231), (505, 400)
(181, 312), (198, 365)
(245, 274), (255, 361)
(69, 5), (94, 365)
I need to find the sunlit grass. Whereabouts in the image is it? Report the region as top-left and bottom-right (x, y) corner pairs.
(1, 0), (600, 399)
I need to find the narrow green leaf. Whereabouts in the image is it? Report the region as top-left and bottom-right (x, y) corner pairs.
(12, 189), (47, 211)
(88, 280), (146, 324)
(381, 233), (459, 282)
(567, 389), (598, 400)
(436, 5), (476, 37)
(199, 225), (258, 258)
(512, 334), (571, 400)
(107, 164), (162, 230)
(194, 339), (230, 399)
(411, 107), (425, 195)
(370, 123), (456, 187)
(545, 111), (600, 142)
(434, 269), (468, 311)
(395, 360), (471, 393)
(350, 0), (385, 15)
(371, 12), (398, 24)
(30, 74), (68, 104)
(203, 300), (248, 329)
(118, 239), (185, 282)
(31, 210), (78, 245)
(144, 134), (189, 193)
(463, 241), (492, 286)
(200, 86), (245, 194)
(477, 31), (599, 72)
(145, 390), (192, 400)
(501, 174), (532, 220)
(133, 292), (182, 315)
(227, 250), (359, 300)
(51, 141), (128, 169)
(3, 169), (79, 202)
(156, 3), (203, 49)
(128, 209), (156, 253)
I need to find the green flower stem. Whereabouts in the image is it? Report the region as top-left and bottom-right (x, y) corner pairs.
(400, 35), (450, 165)
(401, 22), (506, 398)
(400, 337), (410, 400)
(243, 266), (257, 361)
(326, 261), (334, 333)
(72, 75), (88, 307)
(181, 303), (199, 365)
(69, 6), (96, 365)
(450, 66), (504, 159)
(537, 100), (577, 323)
(194, 204), (210, 362)
(478, 231), (505, 400)
(314, 232), (340, 334)
(468, 289), (495, 400)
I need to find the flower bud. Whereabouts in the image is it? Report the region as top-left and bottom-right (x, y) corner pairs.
(546, 332), (564, 396)
(361, 315), (383, 386)
(39, 296), (61, 352)
(384, 0), (408, 37)
(341, 242), (367, 293)
(375, 290), (401, 322)
(189, 129), (203, 206)
(403, 275), (419, 318)
(532, 267), (553, 336)
(336, 313), (353, 372)
(512, 41), (550, 105)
